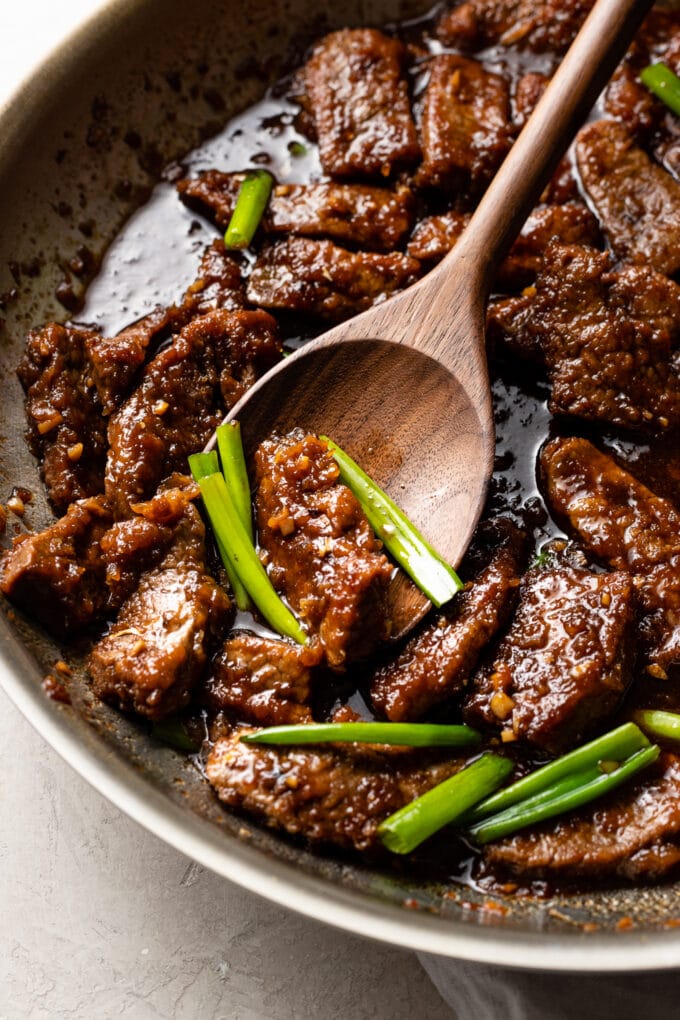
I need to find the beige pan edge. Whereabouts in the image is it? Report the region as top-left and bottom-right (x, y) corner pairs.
(1, 0), (679, 972)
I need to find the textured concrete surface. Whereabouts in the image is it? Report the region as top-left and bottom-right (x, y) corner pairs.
(0, 691), (455, 1019)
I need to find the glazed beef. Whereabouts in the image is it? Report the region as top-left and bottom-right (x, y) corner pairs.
(303, 29), (420, 179)
(490, 242), (680, 431)
(105, 308), (281, 517)
(464, 565), (635, 752)
(371, 521), (525, 722)
(254, 432), (393, 668)
(18, 323), (110, 511)
(576, 120), (680, 277)
(541, 437), (680, 672)
(207, 728), (466, 852)
(513, 70), (548, 127)
(486, 752), (680, 881)
(204, 632), (324, 726)
(416, 54), (513, 192)
(0, 496), (112, 635)
(246, 238), (420, 321)
(437, 0), (594, 53)
(88, 489), (232, 719)
(408, 203), (599, 287)
(178, 172), (415, 251)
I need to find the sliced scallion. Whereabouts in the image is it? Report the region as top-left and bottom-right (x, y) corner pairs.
(198, 472), (307, 644)
(224, 170), (273, 249)
(189, 451), (250, 611)
(216, 421), (253, 541)
(378, 753), (513, 855)
(151, 718), (200, 753)
(468, 745), (659, 845)
(241, 721), (481, 748)
(320, 436), (463, 607)
(633, 708), (680, 745)
(640, 63), (680, 117)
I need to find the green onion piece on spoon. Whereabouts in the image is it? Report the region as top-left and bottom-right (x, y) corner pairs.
(321, 436), (463, 607)
(216, 421), (253, 541)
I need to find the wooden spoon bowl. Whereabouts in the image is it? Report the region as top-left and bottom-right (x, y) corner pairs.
(221, 0), (652, 637)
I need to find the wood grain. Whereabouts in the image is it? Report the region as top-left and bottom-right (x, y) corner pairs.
(217, 0), (653, 638)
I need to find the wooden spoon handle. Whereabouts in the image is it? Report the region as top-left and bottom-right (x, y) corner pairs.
(436, 0), (654, 294)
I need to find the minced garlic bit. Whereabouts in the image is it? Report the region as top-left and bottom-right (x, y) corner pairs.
(6, 495), (25, 516)
(646, 663), (668, 680)
(152, 399), (169, 416)
(500, 728), (517, 743)
(67, 442), (84, 462)
(37, 411), (64, 435)
(490, 690), (515, 721)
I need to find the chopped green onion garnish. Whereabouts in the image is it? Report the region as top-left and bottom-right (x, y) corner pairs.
(320, 436), (463, 608)
(216, 421), (253, 541)
(466, 722), (649, 823)
(633, 708), (680, 745)
(288, 141), (308, 157)
(189, 451), (250, 612)
(151, 718), (200, 753)
(468, 745), (659, 845)
(224, 170), (273, 249)
(378, 753), (513, 855)
(241, 721), (481, 748)
(640, 63), (680, 117)
(198, 472), (307, 644)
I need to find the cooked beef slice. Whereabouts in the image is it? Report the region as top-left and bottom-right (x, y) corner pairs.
(371, 521), (525, 722)
(207, 728), (466, 851)
(0, 496), (112, 635)
(486, 294), (537, 359)
(464, 565), (635, 752)
(576, 120), (680, 277)
(18, 323), (111, 511)
(541, 437), (680, 671)
(178, 172), (415, 251)
(408, 203), (599, 287)
(204, 632), (325, 726)
(303, 29), (420, 179)
(485, 752), (680, 882)
(88, 494), (231, 719)
(490, 242), (680, 431)
(100, 475), (202, 607)
(246, 238), (421, 321)
(604, 64), (660, 138)
(513, 70), (548, 127)
(18, 243), (244, 512)
(254, 431), (393, 668)
(416, 55), (512, 192)
(437, 0), (593, 52)
(105, 308), (281, 517)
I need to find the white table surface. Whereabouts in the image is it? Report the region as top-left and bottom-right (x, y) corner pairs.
(0, 3), (455, 1017)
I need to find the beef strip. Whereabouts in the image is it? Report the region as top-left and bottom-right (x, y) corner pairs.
(576, 119), (680, 277)
(246, 238), (421, 321)
(207, 727), (466, 852)
(204, 632), (324, 726)
(485, 752), (680, 882)
(513, 70), (548, 127)
(254, 431), (393, 669)
(88, 485), (232, 719)
(541, 436), (680, 672)
(489, 242), (680, 431)
(407, 203), (599, 288)
(464, 564), (635, 752)
(371, 520), (525, 722)
(18, 242), (244, 511)
(416, 54), (513, 192)
(0, 495), (112, 635)
(105, 308), (281, 517)
(178, 172), (415, 251)
(303, 29), (420, 179)
(437, 0), (594, 53)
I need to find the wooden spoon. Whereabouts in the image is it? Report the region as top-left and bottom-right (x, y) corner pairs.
(219, 0), (652, 638)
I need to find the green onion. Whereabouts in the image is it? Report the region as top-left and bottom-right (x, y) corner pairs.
(224, 170), (274, 249)
(151, 718), (200, 753)
(468, 745), (659, 845)
(288, 141), (308, 157)
(189, 452), (250, 612)
(198, 472), (307, 644)
(633, 708), (680, 745)
(241, 721), (481, 748)
(640, 63), (680, 117)
(320, 436), (463, 608)
(216, 421), (253, 541)
(378, 753), (513, 855)
(466, 722), (649, 823)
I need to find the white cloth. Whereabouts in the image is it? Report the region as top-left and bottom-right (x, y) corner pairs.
(419, 953), (680, 1019)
